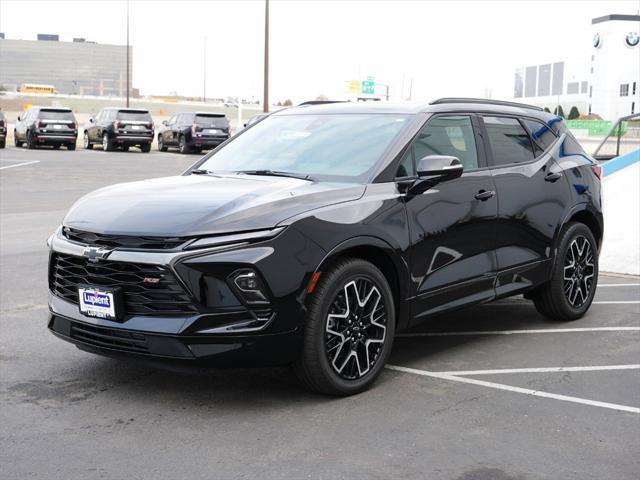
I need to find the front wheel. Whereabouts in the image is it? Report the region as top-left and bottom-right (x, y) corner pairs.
(67, 142), (76, 151)
(532, 222), (598, 321)
(295, 258), (396, 396)
(83, 132), (92, 150)
(102, 132), (113, 152)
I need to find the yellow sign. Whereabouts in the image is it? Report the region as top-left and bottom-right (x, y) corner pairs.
(348, 80), (361, 93)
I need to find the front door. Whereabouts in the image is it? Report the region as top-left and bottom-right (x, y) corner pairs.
(405, 114), (498, 324)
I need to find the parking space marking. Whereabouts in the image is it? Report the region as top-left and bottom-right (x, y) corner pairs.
(0, 160), (40, 170)
(397, 326), (640, 337)
(484, 301), (639, 306)
(593, 301), (640, 304)
(386, 365), (640, 414)
(597, 283), (640, 287)
(433, 364), (640, 376)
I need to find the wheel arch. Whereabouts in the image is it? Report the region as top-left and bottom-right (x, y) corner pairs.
(311, 236), (411, 330)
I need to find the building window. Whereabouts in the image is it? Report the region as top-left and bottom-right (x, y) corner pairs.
(633, 82), (637, 96)
(633, 102), (636, 115)
(590, 67), (594, 74)
(581, 81), (588, 94)
(620, 84), (629, 97)
(567, 82), (579, 94)
(589, 86), (593, 98)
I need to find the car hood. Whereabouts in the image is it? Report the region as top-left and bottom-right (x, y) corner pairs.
(63, 174), (365, 237)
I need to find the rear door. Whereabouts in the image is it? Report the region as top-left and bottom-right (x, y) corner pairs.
(480, 115), (571, 296)
(405, 114), (498, 323)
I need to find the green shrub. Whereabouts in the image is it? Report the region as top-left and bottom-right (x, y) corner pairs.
(568, 106), (580, 120)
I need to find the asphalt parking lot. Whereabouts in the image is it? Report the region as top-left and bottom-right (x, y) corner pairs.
(1, 145), (639, 480)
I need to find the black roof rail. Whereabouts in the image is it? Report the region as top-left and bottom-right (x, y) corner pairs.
(298, 100), (348, 106)
(429, 98), (543, 111)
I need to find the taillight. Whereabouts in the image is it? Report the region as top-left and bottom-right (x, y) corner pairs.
(71, 122), (76, 129)
(592, 164), (603, 180)
(114, 120), (120, 130)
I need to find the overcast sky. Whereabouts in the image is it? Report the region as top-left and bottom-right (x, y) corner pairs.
(1, 0), (638, 103)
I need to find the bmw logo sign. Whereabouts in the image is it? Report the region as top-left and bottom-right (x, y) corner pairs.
(625, 32), (639, 48)
(593, 33), (601, 49)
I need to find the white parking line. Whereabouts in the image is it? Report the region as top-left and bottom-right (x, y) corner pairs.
(484, 301), (640, 306)
(593, 301), (640, 304)
(0, 160), (40, 170)
(597, 283), (640, 287)
(434, 364), (640, 376)
(397, 326), (640, 337)
(386, 365), (640, 414)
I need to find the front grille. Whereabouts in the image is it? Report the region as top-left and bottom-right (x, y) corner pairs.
(70, 322), (149, 353)
(50, 253), (198, 316)
(63, 227), (185, 250)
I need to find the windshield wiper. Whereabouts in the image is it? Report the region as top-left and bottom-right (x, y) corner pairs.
(236, 170), (316, 182)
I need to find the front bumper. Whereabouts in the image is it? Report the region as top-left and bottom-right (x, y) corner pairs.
(46, 226), (324, 367)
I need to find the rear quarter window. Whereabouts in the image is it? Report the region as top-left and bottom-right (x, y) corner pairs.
(521, 118), (558, 155)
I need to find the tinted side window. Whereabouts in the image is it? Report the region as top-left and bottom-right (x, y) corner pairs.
(483, 116), (534, 166)
(522, 118), (557, 154)
(414, 116), (478, 170)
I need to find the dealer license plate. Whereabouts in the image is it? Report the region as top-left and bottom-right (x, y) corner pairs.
(78, 286), (117, 320)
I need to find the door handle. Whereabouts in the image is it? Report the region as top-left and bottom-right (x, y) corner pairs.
(474, 190), (495, 201)
(545, 172), (563, 182)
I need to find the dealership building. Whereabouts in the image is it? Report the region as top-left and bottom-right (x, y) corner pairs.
(513, 14), (639, 120)
(0, 34), (131, 96)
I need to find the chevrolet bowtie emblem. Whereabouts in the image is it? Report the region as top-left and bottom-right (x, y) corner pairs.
(82, 246), (112, 263)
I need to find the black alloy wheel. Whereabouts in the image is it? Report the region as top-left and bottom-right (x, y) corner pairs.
(295, 258), (395, 396)
(532, 222), (598, 320)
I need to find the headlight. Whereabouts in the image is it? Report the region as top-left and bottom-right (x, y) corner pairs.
(184, 227), (284, 251)
(228, 269), (270, 305)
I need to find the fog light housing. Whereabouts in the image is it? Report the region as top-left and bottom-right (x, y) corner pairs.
(228, 269), (270, 305)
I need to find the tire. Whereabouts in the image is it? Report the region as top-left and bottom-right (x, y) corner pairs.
(178, 135), (190, 154)
(122, 145), (130, 152)
(295, 258), (396, 396)
(140, 143), (151, 153)
(53, 144), (61, 150)
(0, 139), (5, 149)
(26, 130), (36, 149)
(14, 132), (21, 147)
(67, 142), (76, 151)
(102, 132), (113, 152)
(158, 135), (167, 152)
(532, 222), (598, 321)
(83, 132), (92, 150)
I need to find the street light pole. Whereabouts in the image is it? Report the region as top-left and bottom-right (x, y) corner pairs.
(263, 0), (269, 113)
(126, 0), (130, 107)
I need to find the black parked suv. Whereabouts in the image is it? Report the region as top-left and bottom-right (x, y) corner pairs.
(0, 111), (6, 148)
(84, 108), (154, 152)
(47, 99), (603, 395)
(14, 107), (77, 150)
(157, 112), (230, 153)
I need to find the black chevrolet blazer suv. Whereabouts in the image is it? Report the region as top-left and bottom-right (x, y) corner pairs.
(48, 99), (603, 395)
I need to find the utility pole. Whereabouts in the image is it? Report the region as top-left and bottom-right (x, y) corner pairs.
(203, 35), (207, 103)
(263, 0), (269, 113)
(126, 0), (130, 107)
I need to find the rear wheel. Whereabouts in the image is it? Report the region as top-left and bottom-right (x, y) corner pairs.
(83, 132), (92, 150)
(26, 130), (36, 149)
(14, 132), (21, 147)
(0, 139), (5, 148)
(122, 145), (130, 152)
(532, 222), (598, 321)
(53, 144), (61, 150)
(67, 142), (76, 151)
(178, 135), (190, 154)
(295, 258), (395, 396)
(102, 132), (113, 152)
(158, 135), (167, 152)
(140, 143), (151, 153)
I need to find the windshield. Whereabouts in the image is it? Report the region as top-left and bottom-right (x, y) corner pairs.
(39, 109), (74, 121)
(195, 114), (228, 127)
(117, 110), (152, 122)
(198, 113), (409, 181)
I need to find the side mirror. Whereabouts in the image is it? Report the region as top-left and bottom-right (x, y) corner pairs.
(408, 155), (463, 195)
(17, 115), (21, 121)
(89, 117), (94, 123)
(162, 120), (168, 126)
